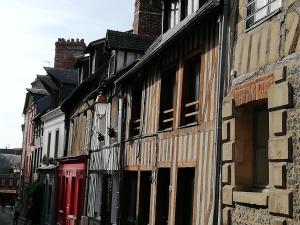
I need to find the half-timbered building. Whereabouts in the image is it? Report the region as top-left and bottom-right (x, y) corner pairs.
(115, 1), (224, 225)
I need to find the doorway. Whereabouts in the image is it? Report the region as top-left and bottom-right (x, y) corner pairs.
(155, 168), (170, 225)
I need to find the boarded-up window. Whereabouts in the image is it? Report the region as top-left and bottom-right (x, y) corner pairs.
(159, 69), (176, 130)
(181, 54), (201, 126)
(130, 83), (142, 137)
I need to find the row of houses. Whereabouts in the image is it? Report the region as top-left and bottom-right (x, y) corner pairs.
(20, 0), (300, 225)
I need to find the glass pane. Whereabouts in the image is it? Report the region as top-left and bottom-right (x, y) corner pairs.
(188, 0), (193, 15)
(254, 7), (268, 22)
(175, 1), (179, 25)
(256, 0), (268, 9)
(270, 0), (281, 12)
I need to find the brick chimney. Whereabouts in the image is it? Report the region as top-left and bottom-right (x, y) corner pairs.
(133, 0), (162, 39)
(54, 38), (86, 69)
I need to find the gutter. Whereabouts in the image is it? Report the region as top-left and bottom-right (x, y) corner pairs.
(115, 0), (220, 84)
(213, 0), (229, 224)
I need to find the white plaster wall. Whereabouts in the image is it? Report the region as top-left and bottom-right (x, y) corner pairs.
(42, 110), (65, 159)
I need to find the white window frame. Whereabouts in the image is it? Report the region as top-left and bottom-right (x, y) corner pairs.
(245, 0), (281, 30)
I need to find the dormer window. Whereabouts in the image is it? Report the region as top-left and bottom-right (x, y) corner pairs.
(109, 50), (116, 76)
(164, 0), (206, 32)
(164, 0), (180, 31)
(245, 0), (282, 29)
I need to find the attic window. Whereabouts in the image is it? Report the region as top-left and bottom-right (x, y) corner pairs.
(245, 0), (281, 29)
(109, 51), (116, 76)
(164, 0), (180, 31)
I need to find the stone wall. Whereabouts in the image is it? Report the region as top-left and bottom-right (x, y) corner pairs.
(222, 0), (300, 224)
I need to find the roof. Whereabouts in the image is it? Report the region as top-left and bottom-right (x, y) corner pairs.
(106, 30), (155, 52)
(44, 67), (78, 85)
(0, 153), (21, 174)
(74, 55), (89, 68)
(37, 165), (58, 172)
(85, 38), (106, 52)
(115, 0), (220, 83)
(0, 149), (22, 156)
(61, 61), (109, 114)
(26, 88), (48, 96)
(37, 75), (58, 92)
(35, 95), (51, 115)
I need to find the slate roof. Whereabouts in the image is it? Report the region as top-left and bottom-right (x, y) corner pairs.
(0, 153), (21, 174)
(61, 61), (109, 114)
(0, 149), (22, 155)
(85, 38), (106, 52)
(37, 75), (58, 92)
(26, 88), (48, 96)
(44, 67), (78, 85)
(106, 30), (154, 52)
(36, 95), (51, 114)
(115, 0), (219, 83)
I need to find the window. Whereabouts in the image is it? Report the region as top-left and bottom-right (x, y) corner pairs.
(130, 83), (142, 137)
(54, 130), (59, 158)
(180, 54), (201, 126)
(164, 0), (180, 31)
(109, 51), (116, 76)
(245, 0), (282, 29)
(235, 103), (269, 188)
(47, 132), (51, 157)
(253, 107), (269, 187)
(159, 69), (176, 130)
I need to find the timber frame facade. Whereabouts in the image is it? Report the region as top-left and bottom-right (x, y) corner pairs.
(115, 2), (223, 225)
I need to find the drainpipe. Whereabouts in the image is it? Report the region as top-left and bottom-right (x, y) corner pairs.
(213, 0), (229, 224)
(115, 96), (124, 225)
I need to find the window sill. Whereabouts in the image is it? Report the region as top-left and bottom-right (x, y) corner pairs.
(157, 128), (173, 133)
(178, 122), (198, 129)
(233, 190), (269, 206)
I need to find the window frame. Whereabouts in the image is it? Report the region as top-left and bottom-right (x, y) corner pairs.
(180, 52), (202, 127)
(244, 0), (282, 30)
(158, 68), (177, 131)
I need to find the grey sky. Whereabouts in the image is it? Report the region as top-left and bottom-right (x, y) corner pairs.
(0, 0), (135, 148)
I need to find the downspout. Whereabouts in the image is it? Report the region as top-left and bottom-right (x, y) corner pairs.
(213, 0), (229, 224)
(116, 95), (124, 225)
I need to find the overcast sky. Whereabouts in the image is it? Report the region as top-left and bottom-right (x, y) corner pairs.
(0, 0), (135, 148)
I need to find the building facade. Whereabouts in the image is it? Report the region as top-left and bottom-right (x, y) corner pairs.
(221, 0), (300, 224)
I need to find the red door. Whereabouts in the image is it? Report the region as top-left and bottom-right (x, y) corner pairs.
(56, 162), (86, 225)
